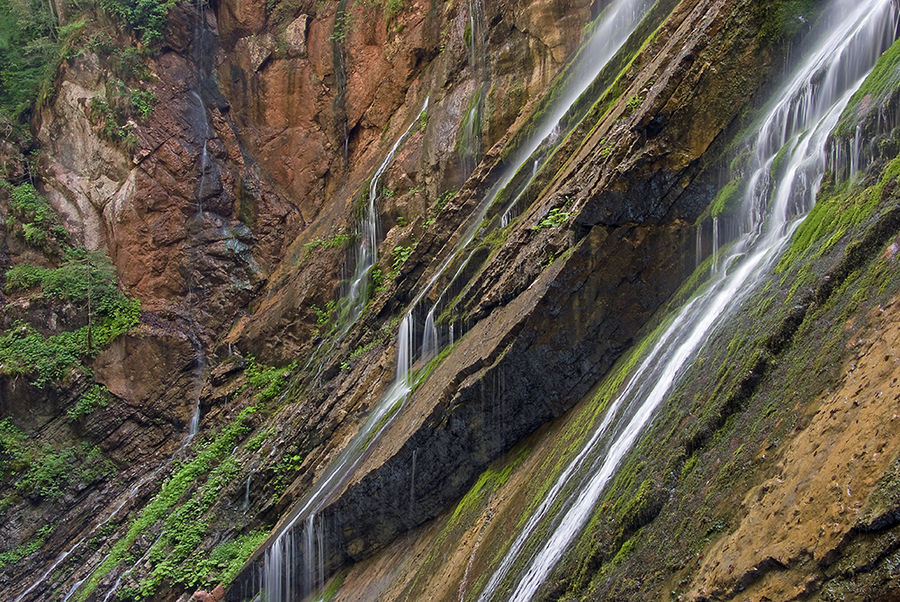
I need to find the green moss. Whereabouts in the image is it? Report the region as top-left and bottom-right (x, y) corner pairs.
(836, 37), (900, 138)
(314, 571), (347, 602)
(245, 356), (296, 403)
(679, 452), (698, 480)
(449, 447), (529, 525)
(709, 179), (743, 218)
(608, 536), (636, 569)
(73, 403), (262, 601)
(0, 524), (55, 570)
(779, 154), (900, 271)
(758, 0), (816, 44)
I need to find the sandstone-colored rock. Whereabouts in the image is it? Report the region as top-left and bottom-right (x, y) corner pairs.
(284, 14), (311, 57)
(238, 33), (275, 72)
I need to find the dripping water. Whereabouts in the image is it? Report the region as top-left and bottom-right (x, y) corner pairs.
(479, 2), (898, 599)
(240, 0), (664, 598)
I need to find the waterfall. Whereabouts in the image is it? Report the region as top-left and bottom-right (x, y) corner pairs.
(254, 310), (417, 600)
(416, 0), (657, 352)
(190, 90), (212, 208)
(458, 0), (488, 176)
(421, 307), (438, 361)
(243, 474), (252, 513)
(340, 99), (430, 334)
(479, 1), (898, 599)
(711, 215), (720, 273)
(236, 0), (661, 598)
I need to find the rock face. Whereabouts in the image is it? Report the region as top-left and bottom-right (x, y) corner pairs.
(3, 0), (900, 601)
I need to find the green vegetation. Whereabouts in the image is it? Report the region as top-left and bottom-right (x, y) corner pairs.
(90, 79), (157, 148)
(1, 417), (115, 502)
(778, 155), (900, 270)
(758, 0), (816, 43)
(0, 524), (54, 570)
(245, 356), (296, 403)
(0, 418), (29, 478)
(75, 403), (264, 601)
(16, 443), (114, 500)
(532, 207), (571, 231)
(391, 244), (413, 271)
(707, 178), (743, 219)
(0, 0), (59, 122)
(0, 248), (141, 387)
(68, 383), (112, 420)
(299, 229), (353, 264)
(4, 182), (68, 250)
(434, 189), (455, 212)
(625, 94), (643, 113)
(350, 340), (377, 361)
(370, 266), (384, 290)
(98, 0), (177, 45)
(303, 231), (353, 252)
(0, 0), (169, 127)
(329, 9), (351, 42)
(835, 37), (900, 138)
(271, 445), (305, 499)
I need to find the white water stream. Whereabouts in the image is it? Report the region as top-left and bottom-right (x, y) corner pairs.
(479, 1), (898, 599)
(248, 1), (659, 599)
(340, 99), (430, 332)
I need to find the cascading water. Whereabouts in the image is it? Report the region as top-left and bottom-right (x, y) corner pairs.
(237, 99), (428, 596)
(340, 99), (429, 333)
(478, 1), (898, 599)
(458, 0), (488, 176)
(413, 0), (657, 356)
(235, 1), (662, 598)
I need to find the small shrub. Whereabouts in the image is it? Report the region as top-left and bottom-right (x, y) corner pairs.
(5, 183), (65, 249)
(245, 356), (296, 403)
(532, 207), (571, 231)
(0, 524), (54, 570)
(98, 0), (177, 45)
(68, 384), (112, 420)
(391, 245), (413, 271)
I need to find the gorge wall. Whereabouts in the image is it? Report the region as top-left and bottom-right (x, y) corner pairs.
(0, 0), (899, 600)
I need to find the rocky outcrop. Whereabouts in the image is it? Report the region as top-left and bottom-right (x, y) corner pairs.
(7, 0), (898, 600)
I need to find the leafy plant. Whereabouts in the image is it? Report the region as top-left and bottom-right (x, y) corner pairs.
(0, 0), (58, 122)
(329, 9), (351, 43)
(532, 207), (571, 231)
(74, 403), (262, 601)
(245, 356), (296, 403)
(0, 524), (54, 570)
(370, 266), (384, 290)
(68, 384), (112, 420)
(391, 245), (413, 271)
(0, 249), (141, 387)
(271, 445), (305, 498)
(98, 0), (177, 45)
(4, 183), (67, 249)
(625, 94), (643, 113)
(434, 189), (456, 211)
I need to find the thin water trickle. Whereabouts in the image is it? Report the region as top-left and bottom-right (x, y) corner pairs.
(414, 0), (657, 352)
(711, 215), (720, 273)
(340, 99), (430, 334)
(244, 1), (668, 598)
(14, 538), (84, 602)
(695, 222), (703, 269)
(479, 2), (898, 599)
(61, 579), (85, 602)
(409, 448), (418, 512)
